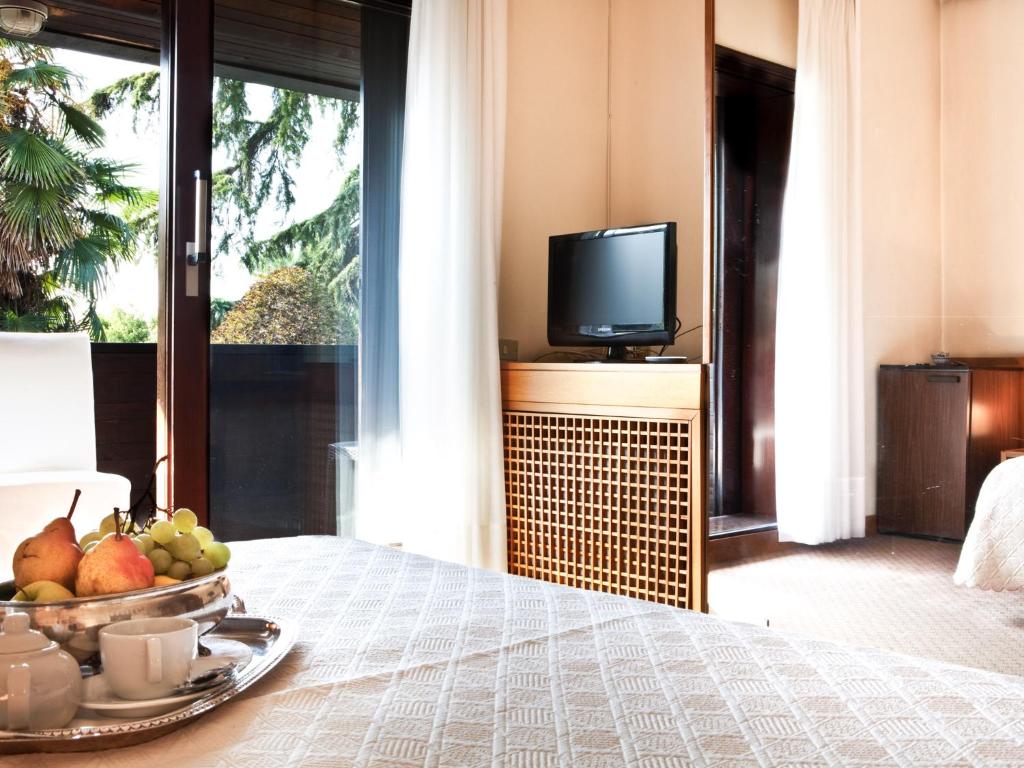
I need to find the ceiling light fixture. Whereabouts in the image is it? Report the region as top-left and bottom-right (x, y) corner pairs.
(0, 1), (47, 38)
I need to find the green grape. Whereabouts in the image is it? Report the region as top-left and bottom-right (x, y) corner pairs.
(79, 531), (103, 549)
(84, 541), (100, 554)
(151, 520), (175, 545)
(190, 557), (215, 577)
(137, 533), (155, 554)
(166, 560), (191, 580)
(130, 537), (146, 554)
(166, 533), (201, 562)
(192, 526), (214, 548)
(172, 508), (198, 534)
(204, 542), (231, 570)
(147, 548), (173, 574)
(99, 514), (118, 535)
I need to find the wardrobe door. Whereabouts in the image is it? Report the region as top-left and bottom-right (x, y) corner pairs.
(877, 368), (968, 539)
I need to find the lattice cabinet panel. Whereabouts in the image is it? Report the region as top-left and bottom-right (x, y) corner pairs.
(503, 411), (693, 608)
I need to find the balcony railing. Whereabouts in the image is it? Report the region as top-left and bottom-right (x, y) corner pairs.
(91, 343), (357, 540)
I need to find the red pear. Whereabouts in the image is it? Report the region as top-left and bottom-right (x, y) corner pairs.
(75, 510), (155, 597)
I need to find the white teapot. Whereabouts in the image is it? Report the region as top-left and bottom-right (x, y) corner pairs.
(0, 612), (82, 730)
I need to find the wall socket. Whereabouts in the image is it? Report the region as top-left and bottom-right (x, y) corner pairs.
(498, 338), (518, 362)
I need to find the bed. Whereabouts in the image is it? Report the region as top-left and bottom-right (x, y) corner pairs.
(955, 456), (1024, 591)
(14, 536), (1024, 767)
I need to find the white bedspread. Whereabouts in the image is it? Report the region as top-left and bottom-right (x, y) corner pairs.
(15, 536), (1024, 767)
(955, 457), (1024, 590)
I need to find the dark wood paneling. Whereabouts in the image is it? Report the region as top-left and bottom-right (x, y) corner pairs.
(91, 344), (157, 500)
(34, 0), (393, 97)
(966, 369), (1022, 517)
(712, 47), (794, 521)
(877, 368), (970, 539)
(214, 0), (361, 93)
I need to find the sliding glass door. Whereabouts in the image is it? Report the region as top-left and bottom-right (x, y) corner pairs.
(161, 0), (407, 539)
(0, 0), (405, 540)
(207, 2), (362, 540)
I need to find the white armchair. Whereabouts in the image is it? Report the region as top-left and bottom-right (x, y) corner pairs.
(0, 332), (131, 574)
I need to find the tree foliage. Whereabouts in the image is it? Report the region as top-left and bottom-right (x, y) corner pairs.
(102, 307), (155, 342)
(0, 41), (144, 336)
(94, 71), (361, 341)
(211, 266), (340, 345)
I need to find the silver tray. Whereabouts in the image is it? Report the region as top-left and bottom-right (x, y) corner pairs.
(0, 573), (234, 661)
(0, 614), (296, 754)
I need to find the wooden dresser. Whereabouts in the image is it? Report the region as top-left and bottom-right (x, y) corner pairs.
(877, 362), (1023, 539)
(500, 362), (706, 611)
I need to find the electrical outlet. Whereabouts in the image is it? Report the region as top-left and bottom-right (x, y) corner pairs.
(498, 338), (518, 362)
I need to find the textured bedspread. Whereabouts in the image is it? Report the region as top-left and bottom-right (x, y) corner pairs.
(956, 457), (1024, 591)
(16, 536), (1024, 767)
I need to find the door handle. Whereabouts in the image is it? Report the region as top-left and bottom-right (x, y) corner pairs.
(186, 170), (208, 266)
(185, 170), (207, 297)
(927, 375), (961, 384)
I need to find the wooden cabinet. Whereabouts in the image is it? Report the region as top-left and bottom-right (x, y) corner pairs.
(877, 364), (1022, 539)
(501, 362), (706, 611)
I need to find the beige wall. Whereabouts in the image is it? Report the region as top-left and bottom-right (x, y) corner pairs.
(500, 0), (706, 362)
(940, 0), (1024, 354)
(716, 0), (797, 68)
(857, 0), (943, 516)
(608, 0), (705, 359)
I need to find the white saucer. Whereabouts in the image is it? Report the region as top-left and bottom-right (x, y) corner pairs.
(80, 639), (253, 719)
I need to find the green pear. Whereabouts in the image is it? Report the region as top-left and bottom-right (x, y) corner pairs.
(13, 580), (76, 602)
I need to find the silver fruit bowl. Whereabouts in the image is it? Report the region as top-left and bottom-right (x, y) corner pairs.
(0, 572), (232, 661)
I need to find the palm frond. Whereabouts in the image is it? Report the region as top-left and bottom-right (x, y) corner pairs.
(56, 102), (104, 147)
(2, 181), (79, 248)
(0, 129), (82, 188)
(82, 157), (143, 204)
(53, 234), (115, 300)
(6, 61), (74, 92)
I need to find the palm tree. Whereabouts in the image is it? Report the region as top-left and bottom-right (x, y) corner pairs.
(0, 40), (143, 336)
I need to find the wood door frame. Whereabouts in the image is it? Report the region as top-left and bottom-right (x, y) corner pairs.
(702, 0), (715, 365)
(157, 0), (214, 525)
(696, 0), (714, 613)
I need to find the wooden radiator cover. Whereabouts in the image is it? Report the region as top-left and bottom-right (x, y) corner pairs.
(501, 363), (705, 610)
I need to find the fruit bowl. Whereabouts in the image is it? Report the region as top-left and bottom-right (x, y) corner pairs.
(0, 571), (232, 661)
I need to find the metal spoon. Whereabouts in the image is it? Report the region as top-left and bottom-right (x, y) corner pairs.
(170, 663), (237, 696)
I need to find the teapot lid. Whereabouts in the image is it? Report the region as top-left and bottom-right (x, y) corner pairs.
(0, 612), (51, 653)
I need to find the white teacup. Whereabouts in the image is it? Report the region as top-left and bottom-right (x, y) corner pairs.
(99, 617), (198, 700)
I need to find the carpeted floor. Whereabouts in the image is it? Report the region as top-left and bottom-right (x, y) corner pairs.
(709, 534), (1024, 677)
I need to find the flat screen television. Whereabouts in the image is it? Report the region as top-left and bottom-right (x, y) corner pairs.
(547, 222), (676, 358)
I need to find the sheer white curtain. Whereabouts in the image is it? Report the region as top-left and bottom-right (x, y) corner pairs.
(775, 0), (865, 545)
(373, 0), (508, 569)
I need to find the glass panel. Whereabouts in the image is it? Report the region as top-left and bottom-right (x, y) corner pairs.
(0, 29), (160, 503)
(0, 41), (158, 340)
(209, 0), (361, 540)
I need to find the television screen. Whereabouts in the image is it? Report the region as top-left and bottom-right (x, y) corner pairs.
(547, 222), (676, 349)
